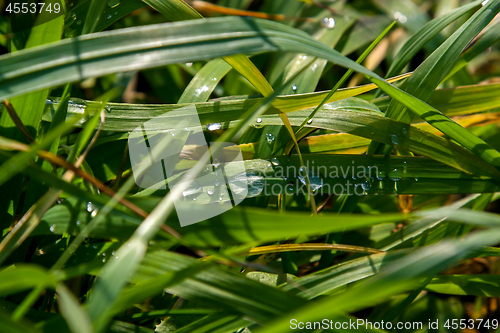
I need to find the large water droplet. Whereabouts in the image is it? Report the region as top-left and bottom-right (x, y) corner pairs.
(50, 224), (56, 232)
(361, 181), (371, 191)
(107, 0), (120, 8)
(389, 169), (402, 181)
(207, 123), (222, 131)
(321, 17), (335, 29)
(266, 133), (275, 143)
(271, 157), (280, 166)
(391, 134), (399, 145)
(207, 188), (215, 196)
(256, 118), (262, 124)
(213, 159), (220, 168)
(394, 11), (407, 23)
(307, 118), (313, 125)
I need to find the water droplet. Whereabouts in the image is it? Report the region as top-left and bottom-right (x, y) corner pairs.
(292, 84), (298, 92)
(361, 181), (371, 191)
(298, 168), (324, 193)
(230, 171), (265, 197)
(213, 159), (220, 168)
(107, 14), (112, 19)
(391, 134), (399, 145)
(389, 169), (402, 181)
(71, 13), (77, 21)
(394, 11), (407, 23)
(207, 188), (215, 196)
(214, 180), (220, 187)
(207, 123), (221, 131)
(377, 171), (385, 181)
(76, 220), (81, 226)
(195, 85), (209, 97)
(186, 62), (193, 67)
(307, 118), (313, 125)
(111, 251), (115, 256)
(271, 157), (280, 166)
(107, 0), (120, 8)
(182, 181), (202, 198)
(256, 118), (262, 124)
(102, 258), (106, 262)
(321, 17), (335, 29)
(76, 19), (82, 25)
(482, 0), (490, 6)
(414, 177), (419, 182)
(212, 77), (217, 81)
(266, 133), (275, 143)
(402, 127), (408, 135)
(50, 224), (56, 232)
(102, 252), (106, 256)
(87, 202), (93, 212)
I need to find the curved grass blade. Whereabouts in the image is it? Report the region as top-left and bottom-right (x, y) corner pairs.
(385, 0), (482, 78)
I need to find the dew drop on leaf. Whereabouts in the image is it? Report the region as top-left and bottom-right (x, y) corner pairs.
(361, 181), (371, 191)
(266, 133), (275, 143)
(107, 0), (120, 8)
(389, 169), (402, 181)
(321, 17), (335, 29)
(391, 134), (399, 145)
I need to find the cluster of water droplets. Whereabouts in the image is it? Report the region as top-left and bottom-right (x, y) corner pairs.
(194, 85), (209, 97)
(87, 202), (99, 218)
(393, 11), (408, 23)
